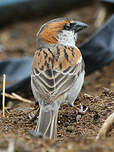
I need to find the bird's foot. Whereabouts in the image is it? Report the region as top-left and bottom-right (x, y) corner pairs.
(76, 103), (88, 122)
(78, 103), (88, 114)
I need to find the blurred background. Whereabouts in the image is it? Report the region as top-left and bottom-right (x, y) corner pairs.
(0, 0), (97, 60)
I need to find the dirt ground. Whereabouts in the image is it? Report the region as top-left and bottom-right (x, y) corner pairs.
(0, 2), (114, 152)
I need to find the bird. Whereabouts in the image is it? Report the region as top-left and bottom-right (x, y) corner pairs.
(31, 17), (88, 139)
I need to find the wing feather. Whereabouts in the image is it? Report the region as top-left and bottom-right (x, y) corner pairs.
(31, 46), (84, 104)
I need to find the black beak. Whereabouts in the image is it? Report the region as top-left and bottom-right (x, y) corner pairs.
(72, 21), (88, 32)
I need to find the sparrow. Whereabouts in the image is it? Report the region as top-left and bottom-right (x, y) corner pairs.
(31, 17), (88, 139)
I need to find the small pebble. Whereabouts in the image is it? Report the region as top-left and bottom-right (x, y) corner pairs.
(92, 96), (100, 102)
(93, 113), (100, 121)
(84, 93), (93, 99)
(66, 126), (75, 132)
(93, 112), (100, 124)
(76, 114), (82, 122)
(58, 120), (61, 125)
(64, 122), (69, 127)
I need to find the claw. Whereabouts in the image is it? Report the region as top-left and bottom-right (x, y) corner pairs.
(78, 103), (88, 114)
(76, 103), (88, 122)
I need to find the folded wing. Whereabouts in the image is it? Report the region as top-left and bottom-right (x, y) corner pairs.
(31, 46), (83, 104)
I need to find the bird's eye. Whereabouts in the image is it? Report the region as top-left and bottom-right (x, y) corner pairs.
(64, 24), (70, 30)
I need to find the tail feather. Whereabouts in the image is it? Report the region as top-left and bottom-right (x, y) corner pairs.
(33, 104), (59, 139)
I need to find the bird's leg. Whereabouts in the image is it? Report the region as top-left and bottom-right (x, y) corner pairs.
(28, 100), (39, 122)
(30, 102), (59, 139)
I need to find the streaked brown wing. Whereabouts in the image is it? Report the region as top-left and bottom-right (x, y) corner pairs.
(31, 46), (83, 104)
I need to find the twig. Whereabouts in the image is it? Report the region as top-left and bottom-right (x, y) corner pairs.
(96, 112), (114, 140)
(1, 92), (33, 104)
(8, 140), (14, 152)
(2, 74), (6, 117)
(12, 92), (32, 104)
(2, 93), (16, 100)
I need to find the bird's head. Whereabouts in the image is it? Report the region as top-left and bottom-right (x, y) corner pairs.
(37, 18), (88, 48)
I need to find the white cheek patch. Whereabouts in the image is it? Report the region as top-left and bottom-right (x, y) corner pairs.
(58, 30), (77, 47)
